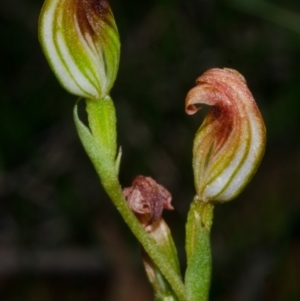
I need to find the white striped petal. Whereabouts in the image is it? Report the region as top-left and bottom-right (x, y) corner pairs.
(39, 0), (120, 99)
(186, 68), (266, 202)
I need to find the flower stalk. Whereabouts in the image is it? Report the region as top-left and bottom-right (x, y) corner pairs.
(74, 104), (186, 301)
(185, 199), (213, 301)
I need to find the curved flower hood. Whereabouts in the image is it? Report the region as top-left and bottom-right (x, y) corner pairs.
(39, 0), (120, 99)
(186, 68), (266, 202)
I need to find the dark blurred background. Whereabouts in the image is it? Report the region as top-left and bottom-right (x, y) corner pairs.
(1, 0), (300, 300)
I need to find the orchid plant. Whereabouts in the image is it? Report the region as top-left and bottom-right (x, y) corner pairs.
(38, 1), (266, 301)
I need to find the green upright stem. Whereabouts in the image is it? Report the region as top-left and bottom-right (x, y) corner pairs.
(73, 99), (186, 301)
(185, 198), (214, 301)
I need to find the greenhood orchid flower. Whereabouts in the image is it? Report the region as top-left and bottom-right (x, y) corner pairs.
(186, 68), (266, 202)
(39, 0), (120, 99)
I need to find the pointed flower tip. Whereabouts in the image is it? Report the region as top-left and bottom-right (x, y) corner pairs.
(186, 68), (266, 202)
(39, 0), (120, 99)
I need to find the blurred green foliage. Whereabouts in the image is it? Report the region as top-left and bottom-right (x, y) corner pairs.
(1, 0), (300, 300)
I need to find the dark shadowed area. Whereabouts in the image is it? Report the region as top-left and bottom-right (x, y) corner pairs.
(1, 0), (300, 300)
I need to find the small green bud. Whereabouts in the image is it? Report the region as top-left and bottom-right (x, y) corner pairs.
(186, 68), (266, 202)
(39, 0), (120, 99)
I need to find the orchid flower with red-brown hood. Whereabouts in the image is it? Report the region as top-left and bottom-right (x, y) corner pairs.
(186, 68), (266, 202)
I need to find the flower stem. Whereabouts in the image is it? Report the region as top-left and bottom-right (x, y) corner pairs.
(185, 199), (213, 301)
(73, 100), (186, 301)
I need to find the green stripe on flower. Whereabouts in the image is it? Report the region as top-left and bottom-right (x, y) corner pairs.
(39, 0), (120, 99)
(186, 68), (266, 202)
